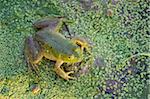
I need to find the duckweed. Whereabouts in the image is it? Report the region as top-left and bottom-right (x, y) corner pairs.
(0, 0), (149, 98)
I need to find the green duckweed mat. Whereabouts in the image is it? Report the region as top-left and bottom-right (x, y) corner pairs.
(0, 0), (149, 99)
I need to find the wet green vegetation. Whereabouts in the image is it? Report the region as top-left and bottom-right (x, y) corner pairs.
(0, 0), (149, 98)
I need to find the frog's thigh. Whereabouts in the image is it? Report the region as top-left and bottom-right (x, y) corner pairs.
(33, 18), (60, 30)
(33, 17), (65, 33)
(25, 37), (44, 71)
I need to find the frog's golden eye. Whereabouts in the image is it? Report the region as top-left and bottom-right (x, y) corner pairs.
(69, 55), (74, 59)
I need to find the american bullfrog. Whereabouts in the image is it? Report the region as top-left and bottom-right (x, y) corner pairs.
(25, 17), (90, 80)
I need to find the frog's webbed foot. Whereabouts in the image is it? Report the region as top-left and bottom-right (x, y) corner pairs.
(71, 37), (92, 54)
(54, 61), (76, 80)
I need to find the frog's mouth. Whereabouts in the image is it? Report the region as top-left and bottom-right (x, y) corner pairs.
(62, 55), (82, 63)
(73, 58), (82, 63)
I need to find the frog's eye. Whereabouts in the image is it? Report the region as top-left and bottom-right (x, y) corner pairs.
(68, 55), (74, 59)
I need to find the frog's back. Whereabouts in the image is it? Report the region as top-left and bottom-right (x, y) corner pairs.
(35, 29), (77, 56)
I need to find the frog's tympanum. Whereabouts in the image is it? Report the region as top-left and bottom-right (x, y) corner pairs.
(25, 17), (90, 80)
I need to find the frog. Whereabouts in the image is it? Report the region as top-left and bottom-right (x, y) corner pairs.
(24, 17), (91, 80)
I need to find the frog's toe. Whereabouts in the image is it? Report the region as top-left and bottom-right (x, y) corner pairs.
(54, 65), (76, 80)
(65, 71), (76, 80)
(65, 75), (76, 80)
(66, 71), (74, 75)
(67, 76), (76, 80)
(63, 71), (76, 80)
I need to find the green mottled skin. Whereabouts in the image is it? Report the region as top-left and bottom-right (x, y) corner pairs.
(34, 28), (82, 63)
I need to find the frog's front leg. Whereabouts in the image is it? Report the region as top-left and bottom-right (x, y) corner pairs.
(71, 37), (91, 54)
(54, 60), (75, 80)
(25, 36), (43, 72)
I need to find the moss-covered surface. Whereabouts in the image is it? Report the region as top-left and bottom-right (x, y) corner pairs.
(0, 0), (149, 99)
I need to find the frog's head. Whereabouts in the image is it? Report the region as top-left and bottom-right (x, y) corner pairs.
(61, 48), (82, 63)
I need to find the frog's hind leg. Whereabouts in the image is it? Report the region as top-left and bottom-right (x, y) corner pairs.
(33, 17), (61, 31)
(54, 18), (74, 34)
(25, 36), (43, 73)
(71, 37), (91, 54)
(54, 60), (75, 80)
(33, 17), (73, 34)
